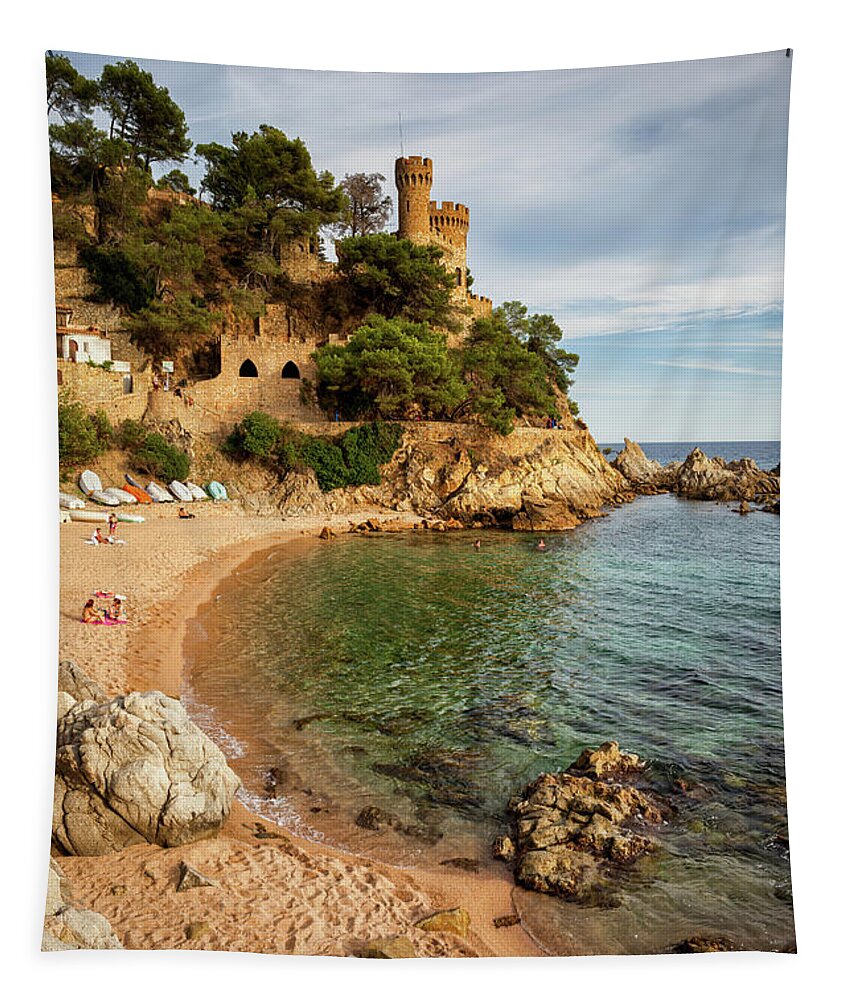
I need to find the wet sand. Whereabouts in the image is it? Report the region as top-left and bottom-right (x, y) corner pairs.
(55, 502), (542, 957)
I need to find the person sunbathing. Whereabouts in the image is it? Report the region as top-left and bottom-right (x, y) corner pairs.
(82, 599), (105, 624)
(178, 507), (195, 519)
(107, 597), (128, 622)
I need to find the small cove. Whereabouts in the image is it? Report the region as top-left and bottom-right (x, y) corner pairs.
(186, 483), (793, 955)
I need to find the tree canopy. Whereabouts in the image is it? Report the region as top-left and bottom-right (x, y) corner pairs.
(46, 52), (99, 122)
(333, 172), (392, 238)
(312, 315), (465, 419)
(493, 301), (579, 396)
(98, 60), (191, 169)
(459, 314), (559, 434)
(197, 126), (346, 244)
(334, 233), (458, 328)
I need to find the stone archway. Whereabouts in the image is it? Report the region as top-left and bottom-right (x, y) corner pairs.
(281, 361), (300, 379)
(238, 358), (258, 377)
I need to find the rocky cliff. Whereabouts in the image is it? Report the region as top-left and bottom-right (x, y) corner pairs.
(150, 420), (635, 530)
(360, 423), (633, 529)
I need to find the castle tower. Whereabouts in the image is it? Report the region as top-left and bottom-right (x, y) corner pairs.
(395, 156), (433, 241)
(395, 154), (490, 318)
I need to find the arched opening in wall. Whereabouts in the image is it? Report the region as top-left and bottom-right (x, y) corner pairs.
(238, 359), (258, 377)
(455, 267), (463, 286)
(69, 340), (78, 362)
(281, 361), (301, 379)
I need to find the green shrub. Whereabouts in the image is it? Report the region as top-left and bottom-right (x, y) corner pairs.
(133, 432), (190, 481)
(90, 409), (113, 449)
(117, 419), (148, 451)
(220, 414), (402, 492)
(58, 402), (108, 466)
(225, 411), (282, 458)
(339, 420), (402, 486)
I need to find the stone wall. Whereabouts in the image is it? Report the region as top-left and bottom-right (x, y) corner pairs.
(467, 293), (493, 319)
(58, 361), (152, 423)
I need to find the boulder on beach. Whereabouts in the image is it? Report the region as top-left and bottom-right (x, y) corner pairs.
(58, 660), (106, 703)
(415, 907), (471, 938)
(359, 935), (418, 959)
(492, 743), (664, 902)
(42, 859), (122, 951)
(53, 690), (241, 856)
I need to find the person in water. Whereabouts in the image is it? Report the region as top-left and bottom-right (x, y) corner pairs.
(473, 539), (482, 550)
(178, 506), (195, 519)
(81, 599), (104, 623)
(536, 539), (547, 551)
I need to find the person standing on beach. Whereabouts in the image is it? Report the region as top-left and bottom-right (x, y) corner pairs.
(108, 512), (118, 538)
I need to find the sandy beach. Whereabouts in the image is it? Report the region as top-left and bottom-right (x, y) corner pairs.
(55, 503), (542, 957)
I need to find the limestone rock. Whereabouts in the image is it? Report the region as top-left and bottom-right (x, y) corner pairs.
(53, 690), (241, 855)
(176, 860), (219, 892)
(492, 835), (516, 862)
(675, 448), (780, 503)
(42, 859), (122, 951)
(569, 741), (645, 780)
(512, 492), (580, 532)
(359, 424), (631, 527)
(318, 525), (336, 540)
(359, 935), (417, 959)
(58, 660), (105, 703)
(672, 936), (740, 953)
(415, 907), (471, 937)
(493, 744), (664, 902)
(57, 691), (77, 720)
(611, 439), (662, 489)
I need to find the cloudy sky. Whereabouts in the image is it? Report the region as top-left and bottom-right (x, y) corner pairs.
(60, 49), (791, 442)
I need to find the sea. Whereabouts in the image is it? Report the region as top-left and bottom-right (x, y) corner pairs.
(185, 441), (793, 955)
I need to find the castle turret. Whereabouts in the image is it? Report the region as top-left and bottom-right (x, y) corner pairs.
(395, 156), (433, 241)
(395, 154), (490, 319)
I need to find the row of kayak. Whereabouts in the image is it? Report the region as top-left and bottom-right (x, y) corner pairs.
(68, 470), (229, 508)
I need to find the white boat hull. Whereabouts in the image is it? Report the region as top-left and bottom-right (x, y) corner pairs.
(69, 509), (110, 523)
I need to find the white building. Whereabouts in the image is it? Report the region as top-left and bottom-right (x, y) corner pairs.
(55, 304), (128, 369)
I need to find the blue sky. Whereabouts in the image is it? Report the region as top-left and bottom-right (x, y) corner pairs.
(59, 50), (790, 442)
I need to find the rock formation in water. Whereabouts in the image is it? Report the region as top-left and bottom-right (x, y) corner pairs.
(610, 440), (780, 509)
(53, 687), (240, 855)
(42, 858), (122, 951)
(492, 742), (665, 902)
(611, 438), (664, 492)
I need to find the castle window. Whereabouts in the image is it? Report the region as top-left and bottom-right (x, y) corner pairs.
(281, 361), (300, 379)
(239, 359), (258, 377)
(455, 267), (463, 286)
(406, 199), (410, 212)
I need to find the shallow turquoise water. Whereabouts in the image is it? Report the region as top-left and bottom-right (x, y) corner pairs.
(188, 493), (793, 954)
